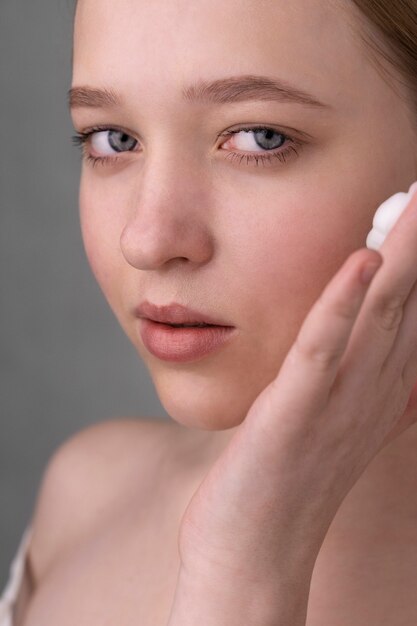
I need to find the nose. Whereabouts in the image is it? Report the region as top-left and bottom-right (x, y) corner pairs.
(120, 162), (214, 270)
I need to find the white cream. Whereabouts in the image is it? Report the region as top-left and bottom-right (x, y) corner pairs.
(366, 182), (417, 250)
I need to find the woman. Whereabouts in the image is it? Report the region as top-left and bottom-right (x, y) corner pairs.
(2, 0), (417, 624)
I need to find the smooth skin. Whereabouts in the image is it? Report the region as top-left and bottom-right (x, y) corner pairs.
(20, 0), (417, 624)
(176, 190), (417, 583)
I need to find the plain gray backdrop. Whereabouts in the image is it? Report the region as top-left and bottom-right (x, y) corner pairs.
(0, 0), (169, 585)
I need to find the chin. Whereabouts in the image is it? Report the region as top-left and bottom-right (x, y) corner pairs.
(153, 373), (252, 431)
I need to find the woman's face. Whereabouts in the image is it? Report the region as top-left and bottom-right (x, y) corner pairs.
(71, 0), (416, 433)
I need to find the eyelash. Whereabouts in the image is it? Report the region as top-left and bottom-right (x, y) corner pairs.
(71, 124), (303, 169)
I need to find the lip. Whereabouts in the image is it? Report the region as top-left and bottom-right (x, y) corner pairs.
(138, 318), (237, 362)
(134, 301), (234, 327)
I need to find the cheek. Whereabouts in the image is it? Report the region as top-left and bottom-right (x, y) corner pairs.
(79, 178), (123, 298)
(226, 186), (371, 333)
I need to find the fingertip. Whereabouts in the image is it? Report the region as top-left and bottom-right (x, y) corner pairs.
(368, 248), (383, 265)
(361, 260), (382, 285)
(352, 248), (382, 285)
(355, 247), (382, 268)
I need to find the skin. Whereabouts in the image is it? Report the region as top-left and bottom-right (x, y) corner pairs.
(72, 0), (417, 431)
(71, 0), (417, 564)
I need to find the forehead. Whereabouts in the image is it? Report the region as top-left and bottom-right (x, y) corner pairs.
(72, 0), (378, 117)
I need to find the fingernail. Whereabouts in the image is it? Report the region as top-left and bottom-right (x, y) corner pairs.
(361, 261), (382, 285)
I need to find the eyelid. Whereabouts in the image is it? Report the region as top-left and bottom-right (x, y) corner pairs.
(218, 122), (311, 142)
(76, 123), (141, 141)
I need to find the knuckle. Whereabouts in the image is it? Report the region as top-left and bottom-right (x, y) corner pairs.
(330, 297), (356, 321)
(373, 293), (405, 332)
(294, 333), (341, 371)
(316, 289), (354, 322)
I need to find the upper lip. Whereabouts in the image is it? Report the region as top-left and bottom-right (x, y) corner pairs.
(135, 301), (234, 326)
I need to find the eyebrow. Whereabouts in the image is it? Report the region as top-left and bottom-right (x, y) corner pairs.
(68, 74), (331, 111)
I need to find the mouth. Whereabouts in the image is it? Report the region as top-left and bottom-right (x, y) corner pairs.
(138, 318), (237, 362)
(155, 321), (220, 328)
(135, 301), (234, 328)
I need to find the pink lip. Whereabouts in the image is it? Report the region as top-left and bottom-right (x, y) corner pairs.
(134, 301), (236, 362)
(134, 301), (234, 327)
(138, 319), (237, 362)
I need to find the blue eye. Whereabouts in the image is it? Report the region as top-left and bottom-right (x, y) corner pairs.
(72, 127), (138, 166)
(90, 129), (137, 154)
(72, 124), (303, 169)
(218, 126), (302, 167)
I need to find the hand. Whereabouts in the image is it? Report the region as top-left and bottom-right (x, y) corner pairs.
(176, 189), (417, 586)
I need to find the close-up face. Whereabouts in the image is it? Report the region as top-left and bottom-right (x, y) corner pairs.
(71, 0), (417, 433)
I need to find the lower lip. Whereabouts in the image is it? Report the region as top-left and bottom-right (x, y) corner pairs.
(138, 319), (236, 362)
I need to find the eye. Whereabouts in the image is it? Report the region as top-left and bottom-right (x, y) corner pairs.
(72, 126), (138, 167)
(92, 129), (137, 154)
(223, 127), (285, 152)
(218, 126), (303, 168)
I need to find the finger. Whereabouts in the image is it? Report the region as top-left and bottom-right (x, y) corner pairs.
(340, 188), (417, 380)
(395, 280), (417, 390)
(259, 249), (383, 427)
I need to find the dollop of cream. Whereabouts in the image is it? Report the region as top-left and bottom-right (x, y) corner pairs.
(366, 182), (417, 250)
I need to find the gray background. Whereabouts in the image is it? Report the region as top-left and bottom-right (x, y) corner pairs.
(0, 0), (168, 585)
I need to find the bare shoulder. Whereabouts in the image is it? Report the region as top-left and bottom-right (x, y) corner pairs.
(28, 416), (181, 586)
